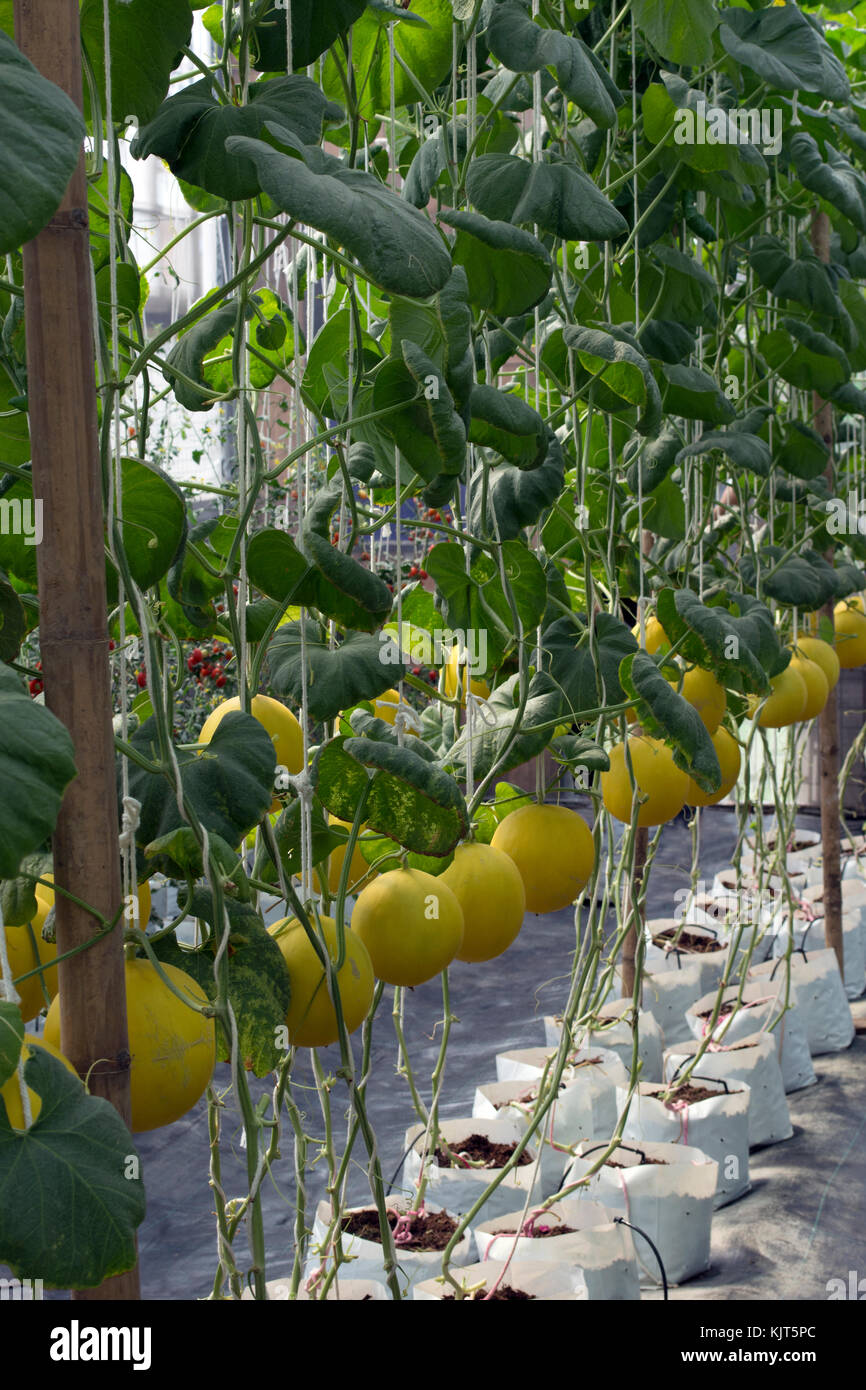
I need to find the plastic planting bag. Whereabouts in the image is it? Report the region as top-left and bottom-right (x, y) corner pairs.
(413, 1258), (588, 1301)
(472, 1197), (640, 1300)
(562, 1139), (718, 1286)
(663, 1032), (792, 1148)
(768, 901), (865, 1000)
(685, 980), (815, 1093)
(402, 1115), (551, 1222)
(750, 950), (854, 1055)
(544, 999), (664, 1081)
(304, 1196), (475, 1296)
(618, 1079), (750, 1208)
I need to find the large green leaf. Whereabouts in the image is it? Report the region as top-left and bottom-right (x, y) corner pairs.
(302, 307), (384, 420)
(0, 663), (77, 879)
(543, 613), (638, 718)
(719, 6), (850, 102)
(634, 0), (718, 67)
(152, 894), (291, 1077)
(250, 0), (367, 70)
(619, 651), (721, 794)
(563, 325), (662, 436)
(656, 589), (785, 695)
(163, 303), (237, 410)
(446, 671), (563, 783)
(774, 421), (828, 481)
(302, 532), (395, 632)
(469, 432), (566, 540)
(372, 342), (467, 482)
(131, 76), (343, 201)
(0, 367), (29, 468)
(0, 572), (25, 663)
(0, 1049), (145, 1288)
(660, 364), (736, 426)
(468, 386), (548, 469)
(343, 738), (468, 858)
(112, 457), (187, 591)
(440, 210), (553, 317)
(641, 77), (769, 187)
(758, 320), (850, 396)
(322, 0), (454, 120)
(81, 0), (192, 127)
(388, 269), (474, 412)
(787, 133), (866, 234)
(227, 136), (451, 298)
(268, 623), (409, 723)
(465, 154), (627, 242)
(123, 711), (276, 852)
(740, 547), (838, 611)
(0, 1001), (23, 1090)
(0, 32), (86, 256)
(675, 427), (772, 477)
(748, 235), (840, 318)
(486, 0), (621, 129)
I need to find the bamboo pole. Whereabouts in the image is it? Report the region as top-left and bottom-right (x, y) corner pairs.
(621, 826), (647, 999)
(810, 208), (844, 976)
(14, 0), (140, 1300)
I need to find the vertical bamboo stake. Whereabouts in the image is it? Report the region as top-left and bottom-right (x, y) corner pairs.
(14, 0), (140, 1300)
(810, 208), (844, 976)
(621, 825), (647, 998)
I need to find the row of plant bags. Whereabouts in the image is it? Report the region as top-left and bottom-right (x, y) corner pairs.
(685, 980), (815, 1092)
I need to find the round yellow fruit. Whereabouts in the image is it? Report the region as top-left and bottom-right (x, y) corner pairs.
(268, 915), (374, 1048)
(632, 615), (669, 654)
(350, 867), (465, 987)
(788, 653), (828, 720)
(667, 665), (726, 734)
(490, 803), (595, 914)
(199, 694), (303, 812)
(373, 689), (400, 725)
(0, 1034), (78, 1129)
(325, 816), (373, 896)
(795, 636), (839, 693)
(601, 737), (690, 828)
(684, 726), (742, 807)
(439, 842), (526, 961)
(747, 665), (807, 728)
(834, 603), (866, 669)
(45, 957), (216, 1132)
(444, 647), (490, 703)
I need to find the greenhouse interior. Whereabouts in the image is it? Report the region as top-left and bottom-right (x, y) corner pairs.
(2, 0), (866, 1342)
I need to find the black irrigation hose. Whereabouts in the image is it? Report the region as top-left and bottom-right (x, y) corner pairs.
(614, 1216), (669, 1300)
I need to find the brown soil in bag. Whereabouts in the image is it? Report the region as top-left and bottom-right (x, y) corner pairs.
(653, 928), (723, 954)
(341, 1208), (459, 1252)
(442, 1286), (536, 1300)
(434, 1134), (533, 1169)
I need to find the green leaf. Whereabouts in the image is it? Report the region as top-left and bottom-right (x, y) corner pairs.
(749, 235), (840, 318)
(787, 133), (866, 234)
(469, 432), (566, 540)
(81, 0), (192, 126)
(619, 651), (720, 793)
(340, 737), (468, 858)
(113, 457), (187, 591)
(0, 1049), (145, 1288)
(196, 287), (299, 396)
(634, 0), (718, 67)
(302, 307), (383, 419)
(0, 851), (50, 927)
(0, 572), (25, 663)
(322, 0), (453, 120)
(675, 427), (772, 477)
(309, 738), (372, 824)
(486, 0), (621, 129)
(250, 0), (367, 70)
(719, 6), (850, 102)
(0, 1001), (23, 1090)
(0, 664), (76, 878)
(389, 268), (474, 411)
(740, 547), (837, 611)
(564, 325), (662, 436)
(542, 613), (638, 718)
(468, 386), (548, 469)
(372, 341), (467, 482)
(656, 589), (785, 695)
(247, 528), (312, 607)
(466, 154), (627, 242)
(758, 320), (850, 396)
(661, 364), (736, 426)
(624, 430), (681, 495)
(641, 77), (769, 186)
(446, 672), (563, 783)
(226, 136), (451, 297)
(123, 711), (276, 852)
(131, 76), (343, 201)
(143, 826), (243, 888)
(640, 477), (686, 541)
(302, 532), (395, 632)
(636, 246), (718, 332)
(254, 797), (342, 886)
(268, 623), (409, 723)
(163, 303), (237, 410)
(153, 894), (290, 1076)
(837, 278), (866, 373)
(0, 32), (86, 256)
(440, 210), (553, 317)
(774, 420), (828, 481)
(88, 165), (134, 273)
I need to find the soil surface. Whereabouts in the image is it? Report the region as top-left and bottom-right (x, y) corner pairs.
(499, 1223), (577, 1239)
(654, 1083), (722, 1106)
(606, 1155), (668, 1167)
(341, 1208), (458, 1252)
(442, 1286), (536, 1300)
(653, 928), (723, 954)
(434, 1134), (533, 1169)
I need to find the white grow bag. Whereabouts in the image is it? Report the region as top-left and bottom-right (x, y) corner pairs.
(305, 1196), (474, 1296)
(242, 1277), (390, 1301)
(402, 1115), (550, 1221)
(685, 980), (815, 1093)
(663, 1031), (792, 1148)
(544, 999), (664, 1081)
(472, 1079), (569, 1194)
(618, 1080), (750, 1209)
(472, 1197), (640, 1300)
(562, 1139), (718, 1286)
(768, 902), (865, 1001)
(750, 950), (854, 1055)
(742, 827), (823, 878)
(413, 1258), (588, 1301)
